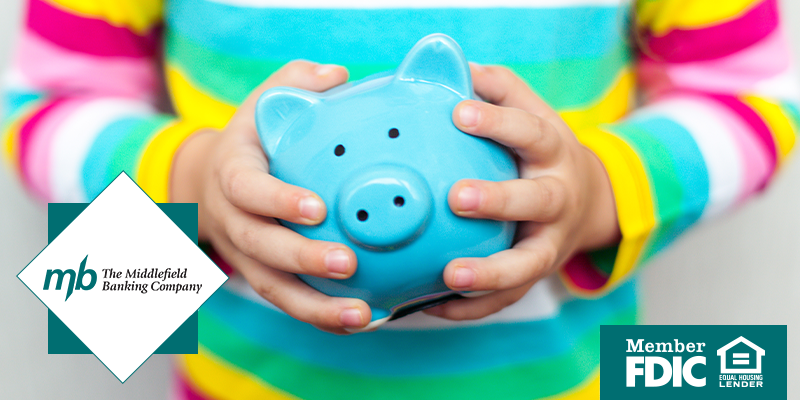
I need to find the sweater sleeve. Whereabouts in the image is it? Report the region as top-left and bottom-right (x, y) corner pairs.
(2, 0), (206, 203)
(561, 0), (800, 296)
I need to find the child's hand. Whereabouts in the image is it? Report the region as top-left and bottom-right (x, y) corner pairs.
(425, 65), (621, 320)
(171, 61), (372, 334)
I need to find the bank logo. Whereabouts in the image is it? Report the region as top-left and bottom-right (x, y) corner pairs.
(601, 325), (786, 399)
(717, 337), (764, 374)
(17, 173), (228, 382)
(42, 255), (96, 301)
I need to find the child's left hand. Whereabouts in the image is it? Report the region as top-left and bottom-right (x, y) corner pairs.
(425, 65), (621, 320)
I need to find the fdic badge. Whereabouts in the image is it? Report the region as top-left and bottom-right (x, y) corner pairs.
(600, 325), (787, 399)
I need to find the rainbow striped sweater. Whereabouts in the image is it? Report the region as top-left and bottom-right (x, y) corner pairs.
(3, 0), (798, 398)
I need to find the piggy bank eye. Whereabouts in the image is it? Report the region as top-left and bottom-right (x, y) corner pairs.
(334, 144), (345, 156)
(388, 128), (399, 138)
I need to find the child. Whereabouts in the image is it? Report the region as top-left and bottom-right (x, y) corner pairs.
(4, 0), (797, 398)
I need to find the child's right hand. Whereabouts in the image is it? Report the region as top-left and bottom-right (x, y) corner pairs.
(170, 61), (372, 334)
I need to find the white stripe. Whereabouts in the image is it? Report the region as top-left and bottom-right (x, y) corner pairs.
(226, 274), (571, 329)
(49, 98), (154, 202)
(384, 276), (570, 330)
(732, 360), (750, 365)
(732, 353), (749, 358)
(2, 68), (36, 92)
(753, 66), (800, 101)
(628, 97), (743, 220)
(208, 0), (626, 9)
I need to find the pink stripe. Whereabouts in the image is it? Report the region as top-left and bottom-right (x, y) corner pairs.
(562, 253), (608, 292)
(208, 249), (235, 276)
(658, 93), (772, 202)
(705, 93), (777, 189)
(16, 29), (159, 100)
(23, 98), (90, 202)
(700, 99), (772, 201)
(177, 372), (216, 400)
(645, 27), (791, 94)
(645, 0), (778, 63)
(17, 99), (63, 197)
(27, 0), (159, 58)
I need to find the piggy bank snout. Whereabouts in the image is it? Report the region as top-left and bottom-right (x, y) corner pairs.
(337, 166), (433, 250)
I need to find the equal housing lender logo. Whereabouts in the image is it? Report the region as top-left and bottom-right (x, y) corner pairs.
(601, 325), (787, 399)
(18, 173), (228, 382)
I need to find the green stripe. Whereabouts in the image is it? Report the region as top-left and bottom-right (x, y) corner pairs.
(197, 306), (636, 400)
(606, 123), (683, 262)
(510, 43), (630, 110)
(782, 101), (800, 134)
(588, 245), (618, 276)
(165, 29), (629, 110)
(104, 115), (172, 182)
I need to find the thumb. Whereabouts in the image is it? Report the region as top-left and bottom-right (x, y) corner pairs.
(237, 60), (349, 119)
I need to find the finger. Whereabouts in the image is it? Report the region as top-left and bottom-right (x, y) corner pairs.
(442, 236), (559, 291)
(469, 63), (561, 123)
(222, 202), (356, 279)
(453, 100), (562, 163)
(230, 61), (350, 135)
(215, 238), (370, 333)
(239, 60), (349, 113)
(220, 156), (327, 224)
(449, 177), (566, 222)
(423, 283), (533, 321)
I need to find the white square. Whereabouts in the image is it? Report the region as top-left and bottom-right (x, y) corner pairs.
(18, 173), (228, 382)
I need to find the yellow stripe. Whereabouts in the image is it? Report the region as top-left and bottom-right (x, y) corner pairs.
(566, 127), (656, 297)
(2, 119), (20, 172)
(179, 349), (299, 400)
(136, 120), (203, 202)
(2, 100), (49, 174)
(165, 64), (236, 130)
(542, 370), (599, 400)
(44, 0), (162, 35)
(740, 95), (797, 163)
(635, 0), (664, 29)
(638, 0), (762, 36)
(560, 69), (634, 132)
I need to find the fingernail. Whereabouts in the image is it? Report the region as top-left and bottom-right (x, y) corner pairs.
(299, 196), (323, 220)
(457, 187), (482, 211)
(452, 266), (475, 288)
(469, 62), (486, 74)
(325, 249), (350, 274)
(315, 64), (337, 76)
(459, 104), (481, 127)
(340, 308), (364, 327)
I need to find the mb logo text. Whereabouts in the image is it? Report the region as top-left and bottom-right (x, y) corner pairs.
(42, 255), (96, 301)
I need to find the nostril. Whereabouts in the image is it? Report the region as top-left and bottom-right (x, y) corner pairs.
(394, 196), (405, 207)
(357, 210), (369, 221)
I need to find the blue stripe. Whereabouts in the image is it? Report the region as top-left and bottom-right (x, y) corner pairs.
(82, 117), (145, 201)
(3, 91), (43, 117)
(166, 0), (625, 63)
(199, 279), (637, 376)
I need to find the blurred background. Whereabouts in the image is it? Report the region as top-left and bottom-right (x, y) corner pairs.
(1, 1), (799, 398)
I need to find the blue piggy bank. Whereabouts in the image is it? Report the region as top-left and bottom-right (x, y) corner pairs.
(255, 34), (518, 330)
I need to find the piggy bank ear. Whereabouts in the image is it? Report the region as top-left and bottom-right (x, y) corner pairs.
(395, 34), (472, 98)
(255, 87), (321, 156)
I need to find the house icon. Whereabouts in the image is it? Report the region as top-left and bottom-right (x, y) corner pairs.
(717, 336), (765, 374)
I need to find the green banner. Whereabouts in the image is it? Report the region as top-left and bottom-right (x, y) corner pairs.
(600, 325), (787, 399)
